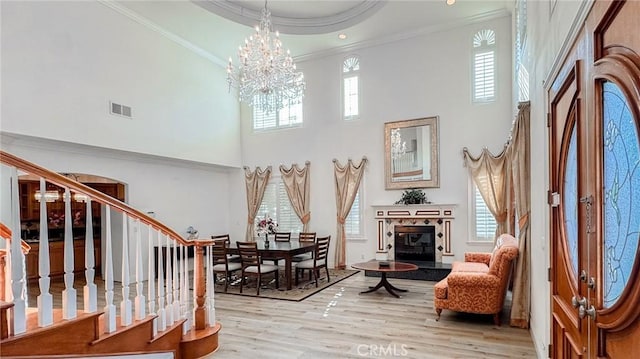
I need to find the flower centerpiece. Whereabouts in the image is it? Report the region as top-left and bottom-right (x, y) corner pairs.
(256, 215), (278, 243)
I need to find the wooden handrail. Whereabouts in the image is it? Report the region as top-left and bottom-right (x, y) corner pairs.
(0, 150), (193, 247)
(0, 222), (30, 254)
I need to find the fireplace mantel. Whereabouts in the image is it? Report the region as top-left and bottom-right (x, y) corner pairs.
(372, 204), (457, 262)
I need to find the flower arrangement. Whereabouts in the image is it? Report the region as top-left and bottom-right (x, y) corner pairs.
(256, 216), (278, 236)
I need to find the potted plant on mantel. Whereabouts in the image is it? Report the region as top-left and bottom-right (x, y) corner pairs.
(395, 188), (430, 205)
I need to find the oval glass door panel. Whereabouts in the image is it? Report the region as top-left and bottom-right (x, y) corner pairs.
(563, 124), (579, 277)
(602, 81), (640, 308)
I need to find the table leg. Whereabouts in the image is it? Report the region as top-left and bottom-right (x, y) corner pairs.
(285, 255), (292, 290)
(359, 273), (408, 298)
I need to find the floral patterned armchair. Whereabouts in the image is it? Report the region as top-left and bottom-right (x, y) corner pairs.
(434, 234), (519, 325)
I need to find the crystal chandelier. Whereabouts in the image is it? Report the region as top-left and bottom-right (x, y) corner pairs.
(226, 1), (305, 113)
(391, 128), (407, 159)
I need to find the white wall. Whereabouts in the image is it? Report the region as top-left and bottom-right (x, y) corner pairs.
(525, 1), (591, 358)
(230, 15), (514, 267)
(0, 1), (241, 167)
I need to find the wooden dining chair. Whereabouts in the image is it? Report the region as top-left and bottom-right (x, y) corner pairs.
(211, 239), (242, 292)
(211, 234), (240, 262)
(295, 235), (331, 287)
(292, 232), (316, 262)
(236, 241), (279, 295)
(263, 232), (291, 265)
(273, 232), (292, 242)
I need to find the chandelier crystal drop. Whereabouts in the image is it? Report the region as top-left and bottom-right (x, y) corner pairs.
(391, 128), (407, 159)
(226, 1), (305, 113)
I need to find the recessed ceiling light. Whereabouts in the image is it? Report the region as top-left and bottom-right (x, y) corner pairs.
(338, 33), (347, 40)
(446, 0), (456, 5)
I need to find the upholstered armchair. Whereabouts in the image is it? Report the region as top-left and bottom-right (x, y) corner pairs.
(434, 234), (519, 325)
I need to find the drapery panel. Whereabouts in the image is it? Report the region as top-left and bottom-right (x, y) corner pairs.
(244, 166), (272, 242)
(508, 102), (531, 328)
(461, 101), (531, 328)
(463, 147), (510, 238)
(280, 161), (311, 232)
(333, 157), (367, 269)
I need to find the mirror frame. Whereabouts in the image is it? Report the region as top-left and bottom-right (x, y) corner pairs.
(384, 116), (439, 189)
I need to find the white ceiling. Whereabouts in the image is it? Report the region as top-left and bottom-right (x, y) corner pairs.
(114, 0), (511, 65)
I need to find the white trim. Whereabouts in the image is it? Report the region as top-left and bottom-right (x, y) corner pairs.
(543, 0), (596, 89)
(295, 9), (510, 62)
(98, 0), (226, 67)
(193, 0), (386, 35)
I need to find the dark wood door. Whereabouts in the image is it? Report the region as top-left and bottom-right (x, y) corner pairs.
(549, 1), (640, 358)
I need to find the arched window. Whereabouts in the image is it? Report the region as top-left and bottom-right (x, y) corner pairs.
(472, 29), (496, 102)
(342, 56), (360, 120)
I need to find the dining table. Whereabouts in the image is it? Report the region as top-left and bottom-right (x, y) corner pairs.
(229, 240), (316, 290)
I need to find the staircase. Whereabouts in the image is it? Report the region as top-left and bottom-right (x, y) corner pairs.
(0, 151), (220, 358)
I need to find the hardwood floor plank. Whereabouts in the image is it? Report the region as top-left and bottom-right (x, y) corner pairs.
(208, 272), (536, 358)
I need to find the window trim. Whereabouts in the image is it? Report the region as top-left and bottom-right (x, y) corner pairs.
(472, 29), (497, 104)
(341, 55), (361, 121)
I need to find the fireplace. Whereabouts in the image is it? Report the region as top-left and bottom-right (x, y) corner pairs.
(394, 225), (436, 263)
(370, 204), (455, 281)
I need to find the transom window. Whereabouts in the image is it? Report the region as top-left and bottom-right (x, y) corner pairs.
(472, 29), (496, 103)
(253, 97), (303, 131)
(342, 56), (360, 121)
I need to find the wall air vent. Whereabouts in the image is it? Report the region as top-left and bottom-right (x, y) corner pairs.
(110, 101), (132, 118)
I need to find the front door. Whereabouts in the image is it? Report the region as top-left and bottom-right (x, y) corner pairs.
(549, 1), (640, 357)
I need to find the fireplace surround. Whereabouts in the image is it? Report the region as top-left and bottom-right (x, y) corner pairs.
(369, 204), (455, 281)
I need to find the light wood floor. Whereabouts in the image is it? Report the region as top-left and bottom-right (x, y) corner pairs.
(208, 272), (536, 359)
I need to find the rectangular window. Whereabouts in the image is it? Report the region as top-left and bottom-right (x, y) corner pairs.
(344, 189), (363, 238)
(473, 50), (495, 102)
(253, 99), (303, 131)
(257, 179), (303, 234)
(473, 185), (497, 241)
(343, 75), (359, 119)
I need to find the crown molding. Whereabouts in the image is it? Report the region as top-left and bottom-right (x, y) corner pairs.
(192, 0), (386, 35)
(295, 8), (512, 63)
(98, 0), (227, 67)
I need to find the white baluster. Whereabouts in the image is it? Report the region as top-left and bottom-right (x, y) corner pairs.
(164, 232), (173, 325)
(206, 245), (215, 327)
(156, 231), (166, 332)
(120, 213), (132, 326)
(172, 239), (180, 322)
(37, 178), (53, 326)
(148, 227), (157, 336)
(10, 168), (27, 334)
(83, 197), (97, 313)
(180, 244), (189, 333)
(103, 206), (116, 333)
(134, 219), (146, 320)
(62, 188), (77, 319)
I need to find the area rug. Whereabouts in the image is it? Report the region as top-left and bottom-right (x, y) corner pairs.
(214, 269), (359, 301)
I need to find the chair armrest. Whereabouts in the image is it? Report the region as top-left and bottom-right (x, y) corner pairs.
(446, 272), (500, 289)
(464, 252), (491, 265)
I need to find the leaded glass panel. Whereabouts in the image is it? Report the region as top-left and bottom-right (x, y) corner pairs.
(602, 81), (640, 308)
(563, 125), (579, 277)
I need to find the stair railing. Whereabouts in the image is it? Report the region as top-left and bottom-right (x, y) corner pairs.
(0, 150), (215, 337)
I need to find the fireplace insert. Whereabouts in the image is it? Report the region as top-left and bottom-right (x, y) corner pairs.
(394, 225), (436, 263)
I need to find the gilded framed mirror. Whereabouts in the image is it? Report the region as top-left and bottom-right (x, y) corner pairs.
(384, 116), (439, 189)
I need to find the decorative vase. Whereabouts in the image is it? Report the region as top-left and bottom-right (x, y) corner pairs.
(264, 233), (270, 248)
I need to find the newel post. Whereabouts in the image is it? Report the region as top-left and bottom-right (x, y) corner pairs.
(194, 244), (206, 330)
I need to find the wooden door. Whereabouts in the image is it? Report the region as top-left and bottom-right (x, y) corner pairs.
(549, 1), (640, 358)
